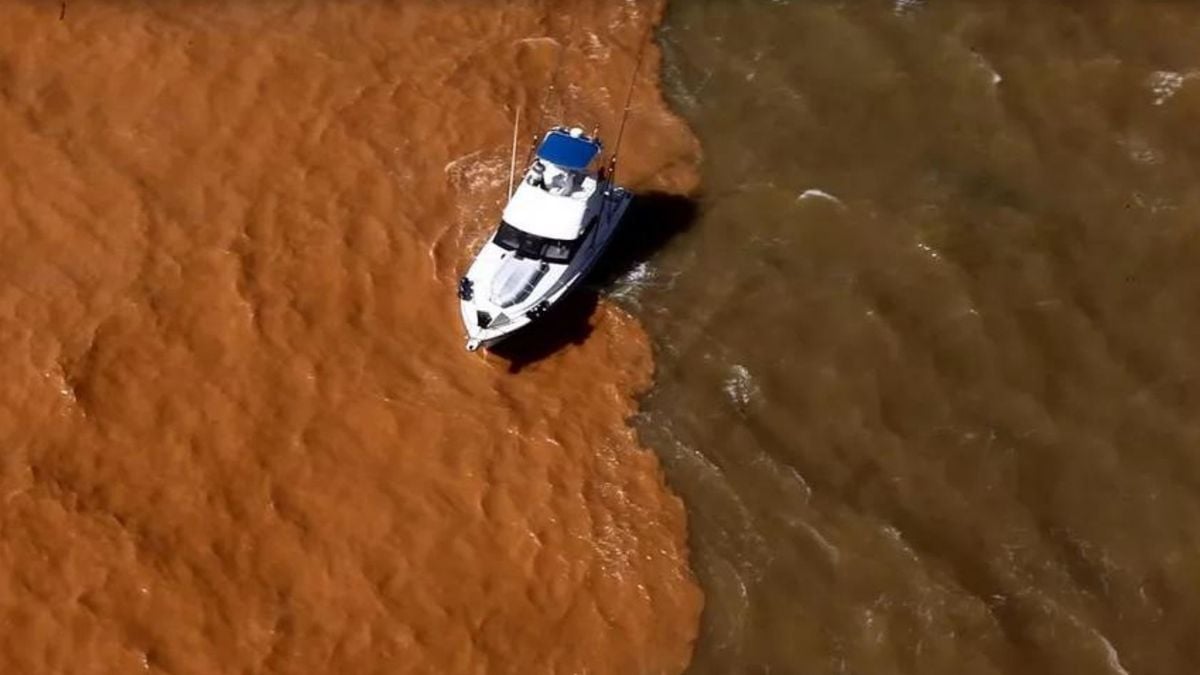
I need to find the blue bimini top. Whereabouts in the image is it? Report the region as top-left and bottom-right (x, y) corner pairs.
(535, 129), (602, 171)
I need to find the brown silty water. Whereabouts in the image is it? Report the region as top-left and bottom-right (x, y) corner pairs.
(635, 1), (1200, 674)
(8, 0), (1200, 673)
(0, 1), (702, 673)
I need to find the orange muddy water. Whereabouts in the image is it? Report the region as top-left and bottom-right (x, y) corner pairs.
(8, 1), (1200, 674)
(0, 2), (701, 673)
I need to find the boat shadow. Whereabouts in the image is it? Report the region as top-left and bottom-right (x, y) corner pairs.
(489, 191), (700, 373)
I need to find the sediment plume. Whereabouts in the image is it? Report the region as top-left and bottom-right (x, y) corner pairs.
(0, 1), (701, 672)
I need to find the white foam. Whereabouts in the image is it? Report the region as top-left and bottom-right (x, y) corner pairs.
(1129, 191), (1176, 214)
(444, 151), (508, 196)
(1148, 70), (1197, 106)
(916, 240), (943, 261)
(609, 261), (656, 306)
(880, 523), (920, 563)
(513, 36), (560, 48)
(582, 31), (609, 62)
(784, 465), (813, 503)
(797, 188), (845, 207)
(1121, 136), (1162, 165)
(801, 521), (840, 564)
(1094, 632), (1131, 675)
(724, 364), (761, 409)
(1034, 590), (1133, 675)
(972, 52), (1003, 86)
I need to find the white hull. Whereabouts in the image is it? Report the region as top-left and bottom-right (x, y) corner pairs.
(459, 185), (632, 351)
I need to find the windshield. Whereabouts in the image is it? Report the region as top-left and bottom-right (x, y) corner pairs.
(494, 221), (577, 263)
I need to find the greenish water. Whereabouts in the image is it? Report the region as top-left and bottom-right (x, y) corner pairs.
(632, 1), (1200, 672)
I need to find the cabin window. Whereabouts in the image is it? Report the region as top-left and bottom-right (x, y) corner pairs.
(542, 240), (574, 262)
(493, 221), (528, 253)
(494, 221), (577, 263)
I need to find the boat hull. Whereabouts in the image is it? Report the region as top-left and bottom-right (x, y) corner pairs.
(459, 186), (633, 351)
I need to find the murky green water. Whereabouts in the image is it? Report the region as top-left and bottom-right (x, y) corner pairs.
(632, 2), (1200, 672)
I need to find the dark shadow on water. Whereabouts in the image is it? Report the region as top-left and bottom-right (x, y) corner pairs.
(488, 290), (602, 373)
(590, 190), (700, 289)
(489, 191), (700, 373)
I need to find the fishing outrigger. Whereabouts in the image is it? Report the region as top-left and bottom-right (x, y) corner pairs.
(456, 29), (649, 352)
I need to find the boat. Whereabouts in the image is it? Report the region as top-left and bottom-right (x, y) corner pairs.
(457, 126), (633, 351)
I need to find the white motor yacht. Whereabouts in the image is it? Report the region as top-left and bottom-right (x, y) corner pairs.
(458, 126), (633, 351)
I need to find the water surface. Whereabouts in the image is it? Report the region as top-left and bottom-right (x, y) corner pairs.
(635, 1), (1200, 673)
(0, 2), (701, 672)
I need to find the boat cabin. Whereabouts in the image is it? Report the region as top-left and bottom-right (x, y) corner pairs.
(501, 128), (603, 242)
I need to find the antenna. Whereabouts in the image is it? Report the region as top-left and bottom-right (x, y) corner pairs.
(529, 12), (577, 154)
(507, 105), (521, 198)
(606, 18), (654, 184)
